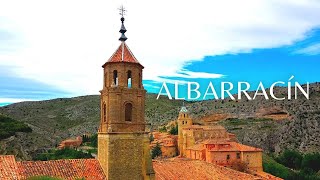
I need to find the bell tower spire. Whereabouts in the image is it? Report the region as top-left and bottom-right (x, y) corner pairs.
(98, 6), (155, 180)
(118, 5), (127, 42)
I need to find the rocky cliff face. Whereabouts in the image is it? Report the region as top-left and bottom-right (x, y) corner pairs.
(0, 83), (319, 160)
(188, 83), (320, 154)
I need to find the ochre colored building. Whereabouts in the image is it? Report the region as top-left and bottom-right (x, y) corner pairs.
(178, 106), (236, 156)
(185, 140), (263, 172)
(177, 105), (264, 172)
(97, 13), (155, 180)
(58, 136), (82, 149)
(150, 132), (178, 158)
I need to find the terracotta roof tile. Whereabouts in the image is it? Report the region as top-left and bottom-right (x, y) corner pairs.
(201, 141), (263, 152)
(0, 155), (280, 180)
(0, 155), (19, 180)
(103, 42), (141, 67)
(153, 158), (260, 180)
(17, 159), (106, 180)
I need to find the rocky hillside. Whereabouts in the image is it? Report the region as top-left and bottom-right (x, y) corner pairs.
(0, 94), (184, 160)
(0, 83), (319, 160)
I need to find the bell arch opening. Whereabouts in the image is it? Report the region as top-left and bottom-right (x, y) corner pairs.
(127, 70), (132, 88)
(113, 70), (118, 86)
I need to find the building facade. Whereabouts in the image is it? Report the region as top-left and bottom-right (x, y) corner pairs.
(97, 13), (155, 180)
(177, 105), (263, 172)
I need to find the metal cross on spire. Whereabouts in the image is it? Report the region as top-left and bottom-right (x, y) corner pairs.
(118, 5), (126, 17)
(118, 5), (127, 41)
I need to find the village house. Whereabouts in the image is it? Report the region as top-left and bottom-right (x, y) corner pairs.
(57, 136), (83, 150)
(150, 132), (178, 158)
(185, 139), (263, 171)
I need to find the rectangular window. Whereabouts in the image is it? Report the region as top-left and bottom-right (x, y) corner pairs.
(237, 153), (241, 159)
(227, 154), (230, 160)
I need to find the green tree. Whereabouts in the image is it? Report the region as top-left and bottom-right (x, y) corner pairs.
(0, 114), (32, 140)
(169, 124), (178, 135)
(159, 126), (167, 133)
(263, 154), (294, 179)
(34, 148), (93, 161)
(89, 134), (98, 147)
(149, 133), (154, 142)
(151, 143), (162, 159)
(301, 152), (320, 172)
(276, 150), (303, 169)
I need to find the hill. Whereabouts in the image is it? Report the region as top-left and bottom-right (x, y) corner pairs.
(0, 83), (319, 160)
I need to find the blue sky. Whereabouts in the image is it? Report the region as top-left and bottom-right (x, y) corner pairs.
(146, 28), (320, 98)
(0, 1), (320, 105)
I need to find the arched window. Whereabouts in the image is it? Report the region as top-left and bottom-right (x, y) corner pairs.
(125, 103), (132, 121)
(139, 73), (141, 88)
(184, 114), (185, 118)
(127, 70), (132, 88)
(113, 70), (118, 86)
(104, 73), (107, 87)
(103, 103), (107, 122)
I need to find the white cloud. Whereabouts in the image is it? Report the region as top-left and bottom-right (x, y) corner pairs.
(295, 43), (320, 55)
(143, 84), (160, 89)
(0, 98), (35, 103)
(0, 0), (319, 97)
(172, 70), (224, 79)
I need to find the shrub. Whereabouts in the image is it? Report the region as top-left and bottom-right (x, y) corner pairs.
(276, 149), (303, 169)
(151, 143), (162, 159)
(0, 114), (32, 140)
(301, 152), (320, 172)
(263, 154), (294, 179)
(169, 124), (178, 135)
(34, 148), (93, 161)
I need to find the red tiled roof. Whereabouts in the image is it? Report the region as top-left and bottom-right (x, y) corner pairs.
(202, 141), (263, 152)
(103, 42), (142, 67)
(153, 158), (260, 180)
(1, 155), (280, 180)
(0, 155), (19, 180)
(17, 159), (106, 180)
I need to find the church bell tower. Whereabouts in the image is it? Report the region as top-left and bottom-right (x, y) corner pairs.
(177, 104), (192, 156)
(98, 6), (155, 180)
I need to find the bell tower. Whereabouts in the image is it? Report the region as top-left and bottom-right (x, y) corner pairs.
(98, 6), (155, 180)
(177, 103), (192, 156)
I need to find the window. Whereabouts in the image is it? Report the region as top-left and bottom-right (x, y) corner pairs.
(139, 73), (141, 88)
(127, 70), (132, 88)
(227, 154), (230, 160)
(104, 73), (107, 87)
(103, 103), (107, 122)
(237, 153), (241, 159)
(125, 103), (132, 121)
(113, 70), (118, 86)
